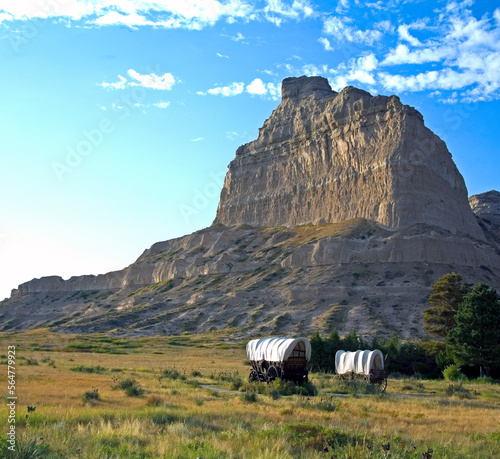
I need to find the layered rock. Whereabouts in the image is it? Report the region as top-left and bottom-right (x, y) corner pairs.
(215, 76), (483, 240)
(2, 77), (500, 338)
(470, 191), (500, 248)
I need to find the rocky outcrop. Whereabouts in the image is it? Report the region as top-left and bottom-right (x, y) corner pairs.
(470, 191), (500, 249)
(2, 77), (499, 338)
(215, 76), (483, 240)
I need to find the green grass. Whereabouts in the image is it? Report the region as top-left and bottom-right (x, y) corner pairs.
(1, 330), (499, 458)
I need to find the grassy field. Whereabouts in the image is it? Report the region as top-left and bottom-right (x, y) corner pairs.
(0, 330), (499, 458)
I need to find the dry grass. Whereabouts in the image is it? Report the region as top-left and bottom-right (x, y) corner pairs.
(0, 330), (499, 458)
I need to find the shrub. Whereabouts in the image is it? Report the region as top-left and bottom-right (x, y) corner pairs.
(82, 389), (100, 403)
(115, 379), (144, 397)
(315, 396), (338, 412)
(241, 392), (258, 403)
(445, 382), (473, 399)
(230, 376), (243, 391)
(191, 370), (202, 377)
(161, 369), (181, 380)
(443, 364), (467, 382)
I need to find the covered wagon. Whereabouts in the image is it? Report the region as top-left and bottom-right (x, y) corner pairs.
(246, 337), (311, 384)
(335, 350), (388, 391)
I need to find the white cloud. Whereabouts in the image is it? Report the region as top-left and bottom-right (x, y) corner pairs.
(207, 82), (245, 96)
(397, 25), (422, 46)
(318, 37), (334, 51)
(335, 0), (350, 14)
(382, 44), (454, 65)
(329, 53), (378, 90)
(246, 78), (267, 95)
(100, 75), (128, 90)
(200, 78), (280, 99)
(216, 52), (229, 58)
(152, 101), (171, 109)
(0, 0), (315, 30)
(94, 11), (148, 28)
(101, 70), (176, 90)
(374, 20), (395, 34)
(191, 137), (204, 141)
(264, 0), (314, 21)
(0, 0), (94, 21)
(127, 70), (175, 90)
(323, 16), (383, 46)
(221, 31), (246, 42)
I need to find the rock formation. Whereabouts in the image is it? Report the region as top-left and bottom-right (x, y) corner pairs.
(215, 76), (484, 240)
(470, 190), (500, 248)
(2, 76), (499, 338)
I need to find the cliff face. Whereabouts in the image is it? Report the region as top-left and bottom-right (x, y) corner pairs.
(215, 76), (483, 240)
(3, 77), (499, 338)
(470, 191), (500, 249)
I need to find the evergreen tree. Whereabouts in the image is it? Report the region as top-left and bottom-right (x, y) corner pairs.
(446, 283), (500, 376)
(423, 273), (472, 338)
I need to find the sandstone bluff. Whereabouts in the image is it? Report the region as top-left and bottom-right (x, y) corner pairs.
(2, 76), (499, 338)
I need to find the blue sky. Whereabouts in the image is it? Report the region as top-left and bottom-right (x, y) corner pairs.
(0, 0), (498, 300)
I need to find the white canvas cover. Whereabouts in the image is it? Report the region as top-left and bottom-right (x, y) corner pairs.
(335, 350), (384, 376)
(246, 337), (311, 363)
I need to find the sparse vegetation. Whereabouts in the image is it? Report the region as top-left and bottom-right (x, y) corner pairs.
(114, 379), (144, 397)
(1, 330), (499, 458)
(82, 388), (100, 403)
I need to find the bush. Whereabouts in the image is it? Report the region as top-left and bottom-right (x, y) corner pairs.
(82, 389), (100, 403)
(443, 364), (468, 382)
(161, 369), (181, 380)
(315, 396), (338, 412)
(115, 379), (144, 397)
(445, 382), (474, 399)
(241, 392), (258, 403)
(230, 376), (243, 391)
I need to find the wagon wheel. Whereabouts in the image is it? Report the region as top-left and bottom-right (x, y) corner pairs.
(266, 366), (280, 383)
(375, 378), (387, 393)
(248, 370), (259, 383)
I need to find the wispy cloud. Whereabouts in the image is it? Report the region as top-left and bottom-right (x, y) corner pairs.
(199, 78), (280, 99)
(318, 37), (334, 51)
(263, 0), (314, 26)
(101, 70), (176, 90)
(335, 0), (350, 15)
(322, 16), (383, 46)
(0, 0), (316, 30)
(152, 101), (171, 109)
